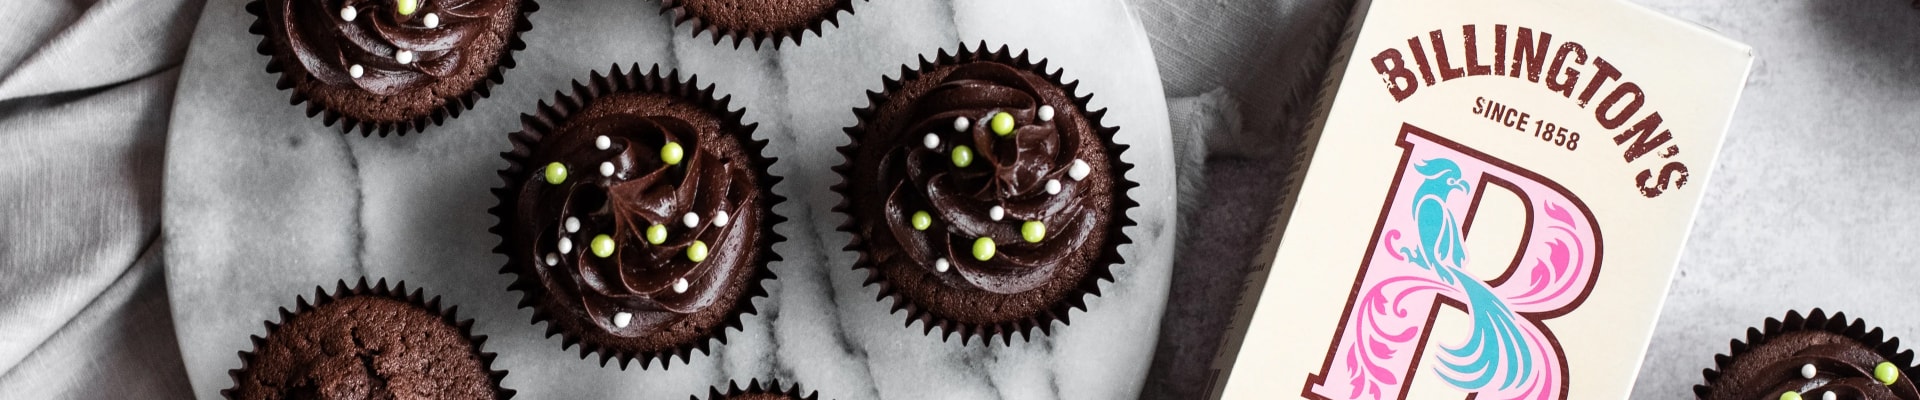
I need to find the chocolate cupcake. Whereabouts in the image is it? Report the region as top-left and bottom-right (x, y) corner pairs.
(697, 379), (821, 400)
(658, 0), (858, 49)
(247, 0), (537, 136)
(833, 43), (1137, 345)
(1697, 309), (1920, 400)
(223, 278), (512, 400)
(491, 64), (785, 368)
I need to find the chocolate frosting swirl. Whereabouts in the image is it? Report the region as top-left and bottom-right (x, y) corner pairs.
(876, 62), (1097, 295)
(283, 0), (509, 95)
(1710, 330), (1920, 400)
(515, 108), (758, 338)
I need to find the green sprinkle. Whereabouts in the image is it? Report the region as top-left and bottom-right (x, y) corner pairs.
(972, 237), (995, 261)
(1877, 361), (1900, 385)
(951, 145), (974, 168)
(646, 224), (668, 245)
(1021, 220), (1046, 243)
(544, 162), (568, 185)
(1779, 391), (1800, 400)
(590, 234), (615, 258)
(687, 240), (709, 262)
(661, 142), (685, 165)
(396, 0), (419, 15)
(911, 211), (932, 231)
(990, 112), (1015, 136)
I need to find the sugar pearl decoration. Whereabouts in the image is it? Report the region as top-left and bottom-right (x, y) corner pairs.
(988, 205), (1005, 221)
(1037, 105), (1055, 122)
(682, 212), (700, 228)
(348, 64), (364, 78)
(1068, 159), (1091, 180)
(1045, 179), (1061, 195)
(934, 258), (950, 273)
(923, 133), (940, 149)
(1821, 392), (1836, 400)
(422, 13), (439, 28)
(564, 217), (580, 233)
(599, 161), (615, 177)
(714, 210), (731, 227)
(672, 278), (690, 294)
(544, 252), (558, 266)
(340, 5), (357, 21)
(952, 116), (970, 132)
(595, 135), (611, 150)
(1801, 364), (1816, 379)
(612, 312), (632, 328)
(558, 236), (573, 254)
(396, 50), (414, 64)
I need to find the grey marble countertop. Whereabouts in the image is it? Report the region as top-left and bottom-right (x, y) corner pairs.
(161, 1), (1175, 399)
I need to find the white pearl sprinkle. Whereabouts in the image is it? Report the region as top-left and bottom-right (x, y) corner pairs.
(595, 135), (611, 150)
(934, 258), (950, 273)
(599, 161), (615, 177)
(1822, 392), (1837, 400)
(396, 50), (414, 64)
(1037, 105), (1055, 122)
(989, 206), (1005, 221)
(1045, 179), (1062, 195)
(923, 133), (941, 149)
(422, 13), (439, 28)
(1801, 363), (1817, 379)
(672, 278), (690, 294)
(544, 252), (559, 266)
(714, 210), (731, 227)
(558, 236), (573, 254)
(612, 312), (632, 328)
(564, 217), (580, 233)
(348, 64), (364, 78)
(952, 117), (970, 132)
(682, 212), (700, 228)
(340, 6), (357, 21)
(1068, 159), (1091, 181)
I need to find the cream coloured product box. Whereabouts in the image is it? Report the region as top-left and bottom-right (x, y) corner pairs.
(1206, 0), (1751, 398)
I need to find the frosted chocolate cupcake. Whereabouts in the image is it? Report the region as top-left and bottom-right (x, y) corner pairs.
(224, 279), (512, 400)
(247, 0), (537, 135)
(492, 64), (784, 368)
(833, 43), (1137, 345)
(698, 379), (821, 400)
(658, 0), (858, 49)
(1697, 309), (1919, 400)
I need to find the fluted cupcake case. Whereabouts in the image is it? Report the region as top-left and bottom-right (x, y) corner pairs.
(223, 278), (513, 400)
(697, 379), (823, 400)
(657, 0), (860, 49)
(491, 64), (786, 369)
(834, 42), (1138, 345)
(1696, 309), (1920, 399)
(248, 0), (538, 136)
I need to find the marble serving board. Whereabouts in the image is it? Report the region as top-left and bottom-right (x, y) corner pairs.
(160, 1), (1176, 399)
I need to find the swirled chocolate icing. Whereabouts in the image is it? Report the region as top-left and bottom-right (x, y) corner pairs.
(845, 58), (1118, 327)
(1708, 330), (1920, 400)
(509, 91), (765, 355)
(260, 0), (523, 124)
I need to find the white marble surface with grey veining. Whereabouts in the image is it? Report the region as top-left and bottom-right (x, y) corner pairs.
(160, 1), (1176, 399)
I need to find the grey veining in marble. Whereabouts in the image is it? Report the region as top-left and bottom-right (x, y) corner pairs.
(161, 1), (1175, 399)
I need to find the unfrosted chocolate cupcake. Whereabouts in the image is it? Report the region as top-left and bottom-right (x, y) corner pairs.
(833, 43), (1137, 345)
(224, 279), (512, 400)
(1697, 309), (1920, 400)
(697, 379), (821, 400)
(248, 0), (537, 136)
(492, 64), (784, 368)
(658, 0), (858, 49)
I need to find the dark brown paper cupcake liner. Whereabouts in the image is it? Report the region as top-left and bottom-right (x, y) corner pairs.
(246, 0), (539, 136)
(831, 42), (1139, 346)
(658, 0), (859, 49)
(223, 278), (514, 400)
(1695, 308), (1918, 399)
(698, 379), (822, 400)
(489, 64), (786, 369)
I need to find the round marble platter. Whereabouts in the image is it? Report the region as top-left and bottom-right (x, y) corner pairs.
(161, 0), (1176, 399)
